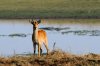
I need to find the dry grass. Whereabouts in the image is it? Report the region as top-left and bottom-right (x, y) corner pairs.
(0, 50), (100, 66)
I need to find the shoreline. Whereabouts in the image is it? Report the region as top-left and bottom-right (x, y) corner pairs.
(0, 50), (100, 66)
(0, 16), (100, 19)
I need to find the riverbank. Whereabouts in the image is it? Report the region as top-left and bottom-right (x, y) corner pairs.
(0, 50), (100, 66)
(0, 10), (100, 19)
(0, 0), (100, 19)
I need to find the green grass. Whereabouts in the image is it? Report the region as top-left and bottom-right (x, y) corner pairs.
(0, 0), (100, 18)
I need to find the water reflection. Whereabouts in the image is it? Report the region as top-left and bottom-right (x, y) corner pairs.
(62, 30), (100, 36)
(0, 29), (100, 37)
(0, 33), (27, 37)
(40, 27), (70, 31)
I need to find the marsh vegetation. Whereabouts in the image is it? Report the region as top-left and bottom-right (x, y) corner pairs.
(0, 50), (100, 66)
(0, 0), (100, 18)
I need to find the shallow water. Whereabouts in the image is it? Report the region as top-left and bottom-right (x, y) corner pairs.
(0, 19), (100, 56)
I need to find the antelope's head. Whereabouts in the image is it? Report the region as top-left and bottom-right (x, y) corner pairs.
(29, 19), (41, 29)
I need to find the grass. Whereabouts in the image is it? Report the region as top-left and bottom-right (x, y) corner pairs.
(0, 50), (100, 66)
(0, 0), (100, 18)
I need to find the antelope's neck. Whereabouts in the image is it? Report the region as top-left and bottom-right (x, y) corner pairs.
(33, 27), (38, 42)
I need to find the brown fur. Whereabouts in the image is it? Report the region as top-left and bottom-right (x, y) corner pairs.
(30, 19), (49, 57)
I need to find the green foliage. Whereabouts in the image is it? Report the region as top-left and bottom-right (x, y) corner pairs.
(0, 0), (100, 18)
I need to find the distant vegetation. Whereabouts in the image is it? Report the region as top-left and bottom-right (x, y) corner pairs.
(0, 0), (100, 19)
(0, 50), (100, 66)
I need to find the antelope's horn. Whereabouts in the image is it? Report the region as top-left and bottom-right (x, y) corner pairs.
(38, 19), (41, 23)
(29, 18), (34, 23)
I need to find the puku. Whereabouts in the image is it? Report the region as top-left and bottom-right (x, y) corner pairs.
(29, 19), (49, 57)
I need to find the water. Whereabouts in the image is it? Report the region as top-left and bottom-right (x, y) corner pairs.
(0, 19), (100, 56)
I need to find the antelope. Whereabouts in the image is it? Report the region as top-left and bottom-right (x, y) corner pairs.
(29, 19), (49, 57)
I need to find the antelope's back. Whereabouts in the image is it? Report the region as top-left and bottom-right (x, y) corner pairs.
(38, 29), (48, 42)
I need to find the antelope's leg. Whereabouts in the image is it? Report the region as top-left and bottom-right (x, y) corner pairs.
(40, 47), (42, 55)
(38, 44), (40, 57)
(44, 39), (49, 55)
(44, 44), (49, 55)
(33, 43), (36, 55)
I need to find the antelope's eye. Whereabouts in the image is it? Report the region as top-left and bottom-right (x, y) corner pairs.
(34, 22), (36, 24)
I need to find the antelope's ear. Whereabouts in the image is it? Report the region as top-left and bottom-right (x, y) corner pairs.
(37, 19), (41, 24)
(29, 19), (34, 24)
